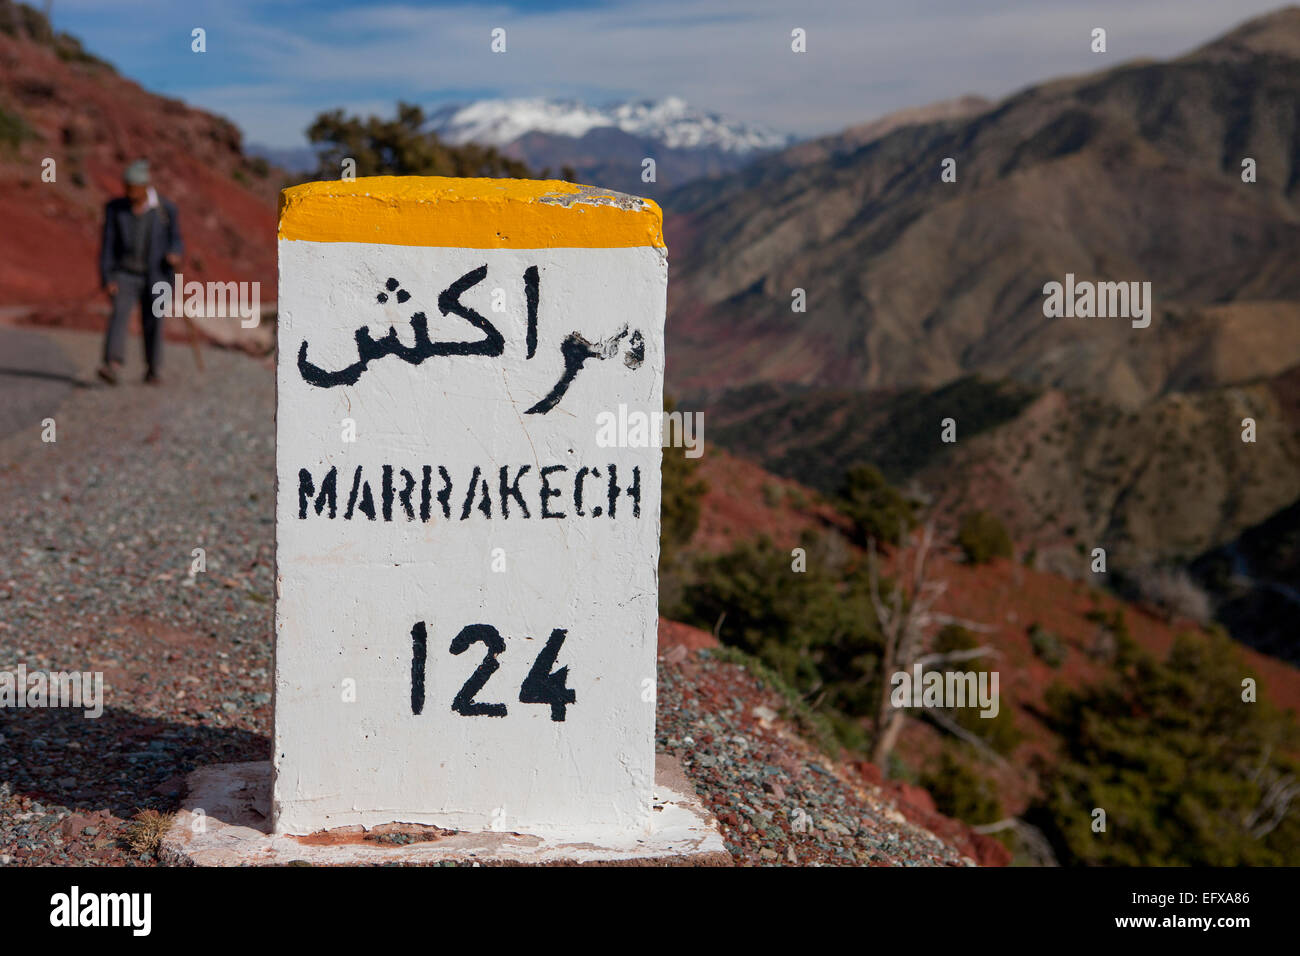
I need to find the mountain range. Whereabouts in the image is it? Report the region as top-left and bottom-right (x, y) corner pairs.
(663, 7), (1300, 620)
(427, 96), (793, 195)
(665, 10), (1300, 400)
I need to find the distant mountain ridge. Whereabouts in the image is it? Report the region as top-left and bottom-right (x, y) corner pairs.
(427, 96), (794, 195)
(664, 6), (1300, 594)
(429, 96), (792, 153)
(665, 6), (1300, 401)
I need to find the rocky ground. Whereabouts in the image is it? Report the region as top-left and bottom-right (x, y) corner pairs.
(656, 636), (979, 865)
(0, 327), (982, 866)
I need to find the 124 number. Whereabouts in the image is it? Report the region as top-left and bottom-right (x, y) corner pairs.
(410, 622), (575, 722)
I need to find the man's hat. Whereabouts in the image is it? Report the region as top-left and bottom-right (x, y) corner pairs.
(123, 159), (151, 185)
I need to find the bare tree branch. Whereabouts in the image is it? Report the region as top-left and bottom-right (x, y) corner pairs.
(913, 646), (1000, 669)
(931, 613), (997, 634)
(919, 708), (1010, 767)
(1244, 767), (1300, 838)
(973, 818), (1060, 867)
(869, 518), (956, 768)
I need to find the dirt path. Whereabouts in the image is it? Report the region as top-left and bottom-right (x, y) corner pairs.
(0, 329), (276, 864)
(0, 327), (82, 443)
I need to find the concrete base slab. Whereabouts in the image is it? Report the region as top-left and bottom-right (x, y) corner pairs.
(160, 755), (730, 866)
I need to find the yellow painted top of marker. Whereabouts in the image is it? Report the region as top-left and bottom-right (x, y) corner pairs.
(279, 176), (665, 250)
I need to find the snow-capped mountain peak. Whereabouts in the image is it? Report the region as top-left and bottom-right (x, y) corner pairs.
(428, 97), (792, 154)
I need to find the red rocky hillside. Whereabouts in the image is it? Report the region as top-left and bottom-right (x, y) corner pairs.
(0, 1), (278, 316)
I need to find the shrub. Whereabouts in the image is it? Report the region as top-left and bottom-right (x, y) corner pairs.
(836, 463), (914, 546)
(1083, 607), (1140, 665)
(669, 533), (884, 746)
(0, 106), (33, 152)
(53, 32), (114, 70)
(124, 809), (174, 856)
(704, 645), (844, 755)
(932, 624), (1022, 754)
(761, 482), (783, 508)
(1029, 624), (1066, 668)
(1033, 631), (1300, 865)
(934, 623), (979, 656)
(920, 751), (1003, 825)
(957, 510), (1013, 564)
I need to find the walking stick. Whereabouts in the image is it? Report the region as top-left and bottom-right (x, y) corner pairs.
(180, 307), (205, 371)
(166, 256), (204, 372)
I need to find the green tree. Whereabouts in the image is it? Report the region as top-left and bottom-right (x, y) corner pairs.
(307, 101), (541, 180)
(921, 750), (1003, 825)
(957, 510), (1013, 564)
(669, 533), (883, 748)
(837, 463), (914, 546)
(1033, 631), (1300, 865)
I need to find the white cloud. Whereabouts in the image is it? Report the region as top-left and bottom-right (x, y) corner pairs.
(55, 0), (1290, 147)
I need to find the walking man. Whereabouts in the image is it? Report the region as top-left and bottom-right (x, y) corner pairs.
(98, 159), (183, 385)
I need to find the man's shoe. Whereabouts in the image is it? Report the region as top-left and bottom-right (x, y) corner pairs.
(143, 370), (163, 386)
(96, 364), (119, 385)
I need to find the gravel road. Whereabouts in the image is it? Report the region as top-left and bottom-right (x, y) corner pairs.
(1, 330), (276, 865)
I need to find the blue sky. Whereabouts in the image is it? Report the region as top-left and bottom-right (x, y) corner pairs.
(51, 0), (1288, 148)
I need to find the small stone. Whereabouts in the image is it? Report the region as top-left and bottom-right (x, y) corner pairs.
(759, 848), (778, 861)
(83, 826), (100, 837)
(56, 777), (75, 788)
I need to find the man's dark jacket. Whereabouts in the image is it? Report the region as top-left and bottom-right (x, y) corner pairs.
(99, 196), (183, 289)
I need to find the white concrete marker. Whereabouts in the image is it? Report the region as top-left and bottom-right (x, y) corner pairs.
(274, 177), (667, 840)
